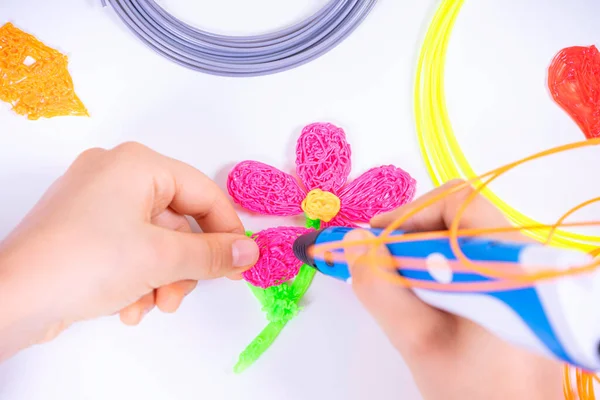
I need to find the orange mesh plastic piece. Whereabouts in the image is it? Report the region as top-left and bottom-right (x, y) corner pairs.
(0, 22), (88, 120)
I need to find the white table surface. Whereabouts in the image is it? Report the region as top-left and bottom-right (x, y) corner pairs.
(1, 1), (599, 399)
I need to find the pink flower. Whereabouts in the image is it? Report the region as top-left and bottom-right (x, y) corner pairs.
(227, 122), (417, 288)
(227, 122), (416, 227)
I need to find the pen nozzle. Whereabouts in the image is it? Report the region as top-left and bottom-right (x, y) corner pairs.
(293, 230), (321, 267)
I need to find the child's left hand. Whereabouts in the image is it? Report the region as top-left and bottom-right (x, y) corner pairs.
(0, 142), (259, 361)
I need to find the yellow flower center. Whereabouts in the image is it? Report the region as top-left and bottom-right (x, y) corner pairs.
(301, 189), (341, 222)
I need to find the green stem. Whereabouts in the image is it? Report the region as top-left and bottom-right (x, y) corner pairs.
(291, 264), (316, 299)
(235, 218), (321, 373)
(234, 320), (287, 374)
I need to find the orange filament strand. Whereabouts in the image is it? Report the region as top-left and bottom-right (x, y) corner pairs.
(546, 197), (600, 247)
(447, 175), (600, 281)
(311, 220), (600, 256)
(309, 220), (600, 292)
(564, 365), (574, 400)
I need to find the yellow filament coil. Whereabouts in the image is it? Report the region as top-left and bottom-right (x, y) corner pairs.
(414, 0), (600, 252)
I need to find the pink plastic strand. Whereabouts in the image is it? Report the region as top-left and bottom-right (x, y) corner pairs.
(244, 226), (314, 288)
(228, 161), (306, 216)
(295, 122), (352, 192)
(337, 165), (416, 222)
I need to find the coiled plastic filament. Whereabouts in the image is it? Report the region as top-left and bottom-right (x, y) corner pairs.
(101, 0), (377, 77)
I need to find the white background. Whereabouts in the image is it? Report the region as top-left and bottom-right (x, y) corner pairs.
(0, 0), (599, 399)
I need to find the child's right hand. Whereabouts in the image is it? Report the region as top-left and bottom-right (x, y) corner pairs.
(345, 180), (563, 400)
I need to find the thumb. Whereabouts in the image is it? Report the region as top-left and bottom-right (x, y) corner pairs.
(149, 227), (259, 284)
(344, 229), (455, 356)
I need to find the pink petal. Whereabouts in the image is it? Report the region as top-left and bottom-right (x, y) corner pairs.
(228, 161), (306, 216)
(295, 122), (351, 192)
(337, 165), (416, 223)
(243, 226), (314, 289)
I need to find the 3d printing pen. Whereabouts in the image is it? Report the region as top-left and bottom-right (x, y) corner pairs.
(293, 226), (600, 371)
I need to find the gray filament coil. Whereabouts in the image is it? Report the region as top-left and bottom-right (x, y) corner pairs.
(101, 0), (377, 77)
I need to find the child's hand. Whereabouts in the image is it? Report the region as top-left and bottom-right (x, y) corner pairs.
(345, 180), (563, 400)
(0, 142), (258, 360)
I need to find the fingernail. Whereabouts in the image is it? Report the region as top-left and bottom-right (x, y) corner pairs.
(232, 239), (259, 268)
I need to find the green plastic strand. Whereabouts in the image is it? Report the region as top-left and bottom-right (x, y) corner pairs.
(291, 265), (316, 300)
(234, 321), (286, 373)
(234, 218), (321, 373)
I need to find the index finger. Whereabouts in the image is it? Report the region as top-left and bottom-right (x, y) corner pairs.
(112, 143), (245, 235)
(160, 157), (245, 235)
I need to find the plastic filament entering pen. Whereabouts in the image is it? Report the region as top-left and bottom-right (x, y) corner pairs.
(309, 137), (600, 293)
(100, 0), (377, 77)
